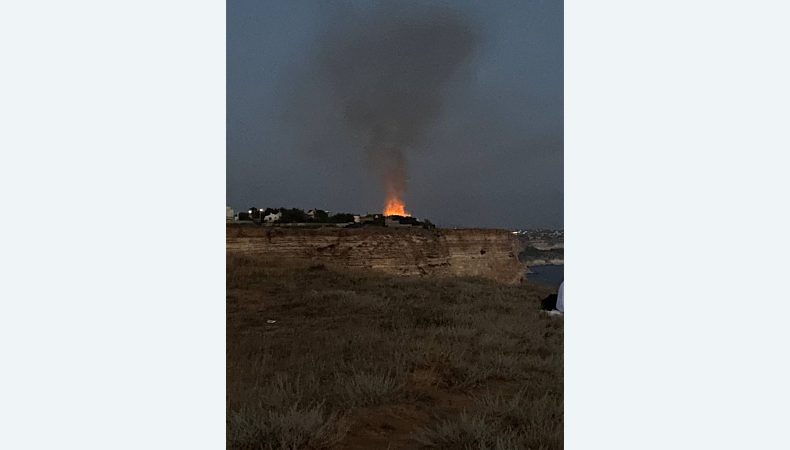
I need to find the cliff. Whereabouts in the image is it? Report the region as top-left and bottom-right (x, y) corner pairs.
(226, 226), (527, 284)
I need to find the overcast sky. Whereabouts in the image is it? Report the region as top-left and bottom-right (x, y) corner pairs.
(227, 0), (563, 229)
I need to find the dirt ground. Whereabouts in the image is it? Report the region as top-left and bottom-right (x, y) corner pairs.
(227, 254), (563, 449)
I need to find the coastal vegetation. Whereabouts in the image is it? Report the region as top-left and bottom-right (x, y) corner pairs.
(227, 254), (563, 449)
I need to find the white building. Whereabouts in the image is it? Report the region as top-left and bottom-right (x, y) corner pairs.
(226, 206), (235, 221)
(263, 211), (282, 223)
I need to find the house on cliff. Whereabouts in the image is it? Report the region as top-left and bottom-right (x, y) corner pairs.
(385, 215), (421, 227)
(263, 211), (282, 223)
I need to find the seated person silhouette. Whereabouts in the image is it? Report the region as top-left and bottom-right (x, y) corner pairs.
(541, 281), (564, 314)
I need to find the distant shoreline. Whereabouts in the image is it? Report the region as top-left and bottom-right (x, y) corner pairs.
(524, 259), (564, 267)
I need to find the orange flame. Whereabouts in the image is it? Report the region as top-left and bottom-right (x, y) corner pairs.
(384, 194), (409, 216)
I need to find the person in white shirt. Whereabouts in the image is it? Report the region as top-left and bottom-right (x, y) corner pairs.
(540, 281), (564, 314)
(555, 281), (564, 313)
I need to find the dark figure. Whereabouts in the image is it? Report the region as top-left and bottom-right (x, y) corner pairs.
(541, 294), (558, 311)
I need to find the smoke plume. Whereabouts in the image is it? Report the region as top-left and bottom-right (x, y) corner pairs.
(310, 4), (479, 213)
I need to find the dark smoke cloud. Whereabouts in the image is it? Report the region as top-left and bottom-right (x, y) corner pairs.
(231, 0), (563, 228)
(296, 4), (480, 208)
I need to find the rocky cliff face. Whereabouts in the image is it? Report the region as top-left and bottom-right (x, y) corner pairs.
(226, 226), (527, 284)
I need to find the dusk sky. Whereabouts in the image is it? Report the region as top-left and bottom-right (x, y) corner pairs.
(227, 0), (563, 229)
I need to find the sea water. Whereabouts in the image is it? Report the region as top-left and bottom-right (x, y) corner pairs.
(526, 265), (564, 289)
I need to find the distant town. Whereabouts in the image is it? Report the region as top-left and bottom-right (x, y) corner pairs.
(226, 206), (565, 239)
(226, 206), (436, 229)
(511, 228), (564, 243)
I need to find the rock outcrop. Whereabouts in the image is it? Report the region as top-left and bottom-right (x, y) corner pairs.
(226, 226), (527, 284)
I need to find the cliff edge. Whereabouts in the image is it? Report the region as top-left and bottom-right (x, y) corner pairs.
(226, 226), (527, 285)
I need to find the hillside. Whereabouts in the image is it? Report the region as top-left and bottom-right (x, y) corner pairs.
(227, 256), (562, 449)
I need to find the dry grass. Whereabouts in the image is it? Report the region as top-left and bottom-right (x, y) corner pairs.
(227, 254), (563, 449)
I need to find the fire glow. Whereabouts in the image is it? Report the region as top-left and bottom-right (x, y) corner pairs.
(384, 194), (409, 216)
